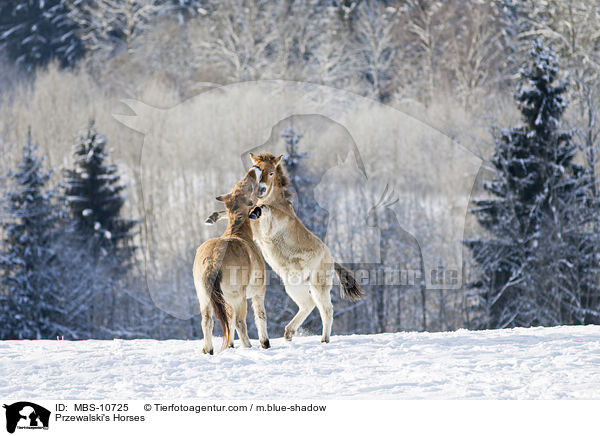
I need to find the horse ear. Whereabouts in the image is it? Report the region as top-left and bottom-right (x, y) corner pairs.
(274, 154), (283, 166)
(215, 193), (230, 202)
(249, 153), (260, 164)
(248, 166), (261, 180)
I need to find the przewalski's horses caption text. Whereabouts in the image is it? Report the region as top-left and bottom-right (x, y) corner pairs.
(193, 167), (269, 354)
(207, 153), (363, 343)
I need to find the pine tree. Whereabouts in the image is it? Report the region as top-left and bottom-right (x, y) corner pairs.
(52, 122), (140, 339)
(282, 127), (327, 240)
(0, 135), (61, 339)
(63, 122), (138, 270)
(465, 41), (593, 329)
(0, 0), (85, 71)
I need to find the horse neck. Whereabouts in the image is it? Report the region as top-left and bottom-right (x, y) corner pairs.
(264, 177), (295, 213)
(224, 211), (252, 236)
(223, 213), (253, 240)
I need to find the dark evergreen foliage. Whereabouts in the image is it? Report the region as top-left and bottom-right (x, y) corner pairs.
(466, 41), (598, 328)
(0, 136), (61, 339)
(0, 0), (85, 71)
(63, 122), (138, 266)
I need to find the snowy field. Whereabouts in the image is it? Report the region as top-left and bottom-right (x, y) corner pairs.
(1, 325), (599, 400)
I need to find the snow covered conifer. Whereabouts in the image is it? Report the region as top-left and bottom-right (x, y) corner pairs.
(466, 41), (592, 328)
(0, 0), (84, 71)
(282, 127), (327, 240)
(0, 135), (60, 339)
(63, 122), (138, 270)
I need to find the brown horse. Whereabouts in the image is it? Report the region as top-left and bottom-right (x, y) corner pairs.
(207, 153), (363, 343)
(193, 167), (269, 354)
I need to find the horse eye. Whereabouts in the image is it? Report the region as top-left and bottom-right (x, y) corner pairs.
(269, 172), (274, 176)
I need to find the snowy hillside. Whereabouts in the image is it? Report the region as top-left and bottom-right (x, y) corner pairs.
(1, 325), (599, 400)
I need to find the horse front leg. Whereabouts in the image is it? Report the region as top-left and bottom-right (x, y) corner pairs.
(205, 210), (226, 225)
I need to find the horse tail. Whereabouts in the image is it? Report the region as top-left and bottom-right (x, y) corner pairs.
(334, 262), (364, 301)
(204, 267), (230, 351)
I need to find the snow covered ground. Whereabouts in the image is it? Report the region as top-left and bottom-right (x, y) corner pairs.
(1, 325), (599, 400)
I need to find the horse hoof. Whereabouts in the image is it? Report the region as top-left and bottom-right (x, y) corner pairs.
(203, 348), (213, 355)
(284, 330), (294, 341)
(205, 212), (219, 225)
(261, 339), (271, 349)
(321, 338), (330, 343)
(249, 206), (262, 220)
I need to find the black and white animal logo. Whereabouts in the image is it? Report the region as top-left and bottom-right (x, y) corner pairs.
(3, 402), (50, 434)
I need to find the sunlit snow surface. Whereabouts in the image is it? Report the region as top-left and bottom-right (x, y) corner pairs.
(1, 326), (599, 399)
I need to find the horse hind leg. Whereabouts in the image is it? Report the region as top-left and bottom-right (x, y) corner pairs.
(227, 310), (236, 348)
(310, 282), (334, 343)
(233, 299), (252, 348)
(284, 283), (315, 341)
(251, 294), (270, 349)
(200, 303), (214, 355)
